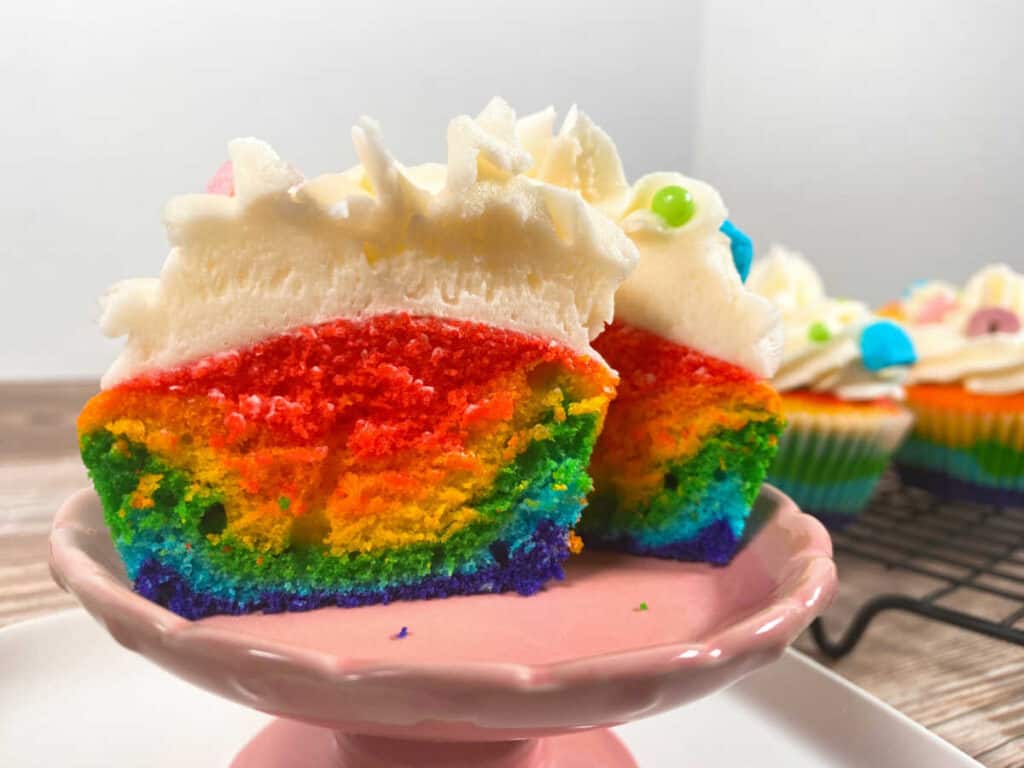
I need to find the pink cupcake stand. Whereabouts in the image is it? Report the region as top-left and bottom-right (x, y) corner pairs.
(50, 486), (836, 767)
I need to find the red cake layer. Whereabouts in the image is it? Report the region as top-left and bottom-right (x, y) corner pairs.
(594, 321), (759, 400)
(589, 322), (781, 504)
(85, 314), (611, 458)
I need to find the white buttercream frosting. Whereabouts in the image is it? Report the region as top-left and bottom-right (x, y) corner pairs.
(520, 108), (782, 379)
(99, 99), (640, 388)
(748, 246), (908, 400)
(901, 264), (1024, 395)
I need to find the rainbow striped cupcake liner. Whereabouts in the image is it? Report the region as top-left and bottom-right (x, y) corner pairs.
(766, 407), (914, 529)
(895, 405), (1024, 506)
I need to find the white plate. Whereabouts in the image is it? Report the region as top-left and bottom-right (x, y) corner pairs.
(0, 610), (980, 768)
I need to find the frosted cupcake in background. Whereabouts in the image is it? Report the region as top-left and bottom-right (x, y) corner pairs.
(888, 264), (1024, 505)
(748, 246), (916, 528)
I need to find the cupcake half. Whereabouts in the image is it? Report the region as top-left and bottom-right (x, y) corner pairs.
(77, 99), (638, 618)
(522, 108), (785, 564)
(892, 264), (1024, 505)
(748, 246), (916, 529)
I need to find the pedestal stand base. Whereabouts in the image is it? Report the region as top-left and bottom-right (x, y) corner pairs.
(230, 719), (637, 768)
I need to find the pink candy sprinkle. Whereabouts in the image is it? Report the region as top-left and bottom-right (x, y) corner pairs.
(205, 160), (235, 196)
(912, 293), (958, 324)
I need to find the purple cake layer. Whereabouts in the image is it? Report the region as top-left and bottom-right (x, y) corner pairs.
(135, 520), (571, 620)
(896, 464), (1024, 507)
(585, 519), (739, 566)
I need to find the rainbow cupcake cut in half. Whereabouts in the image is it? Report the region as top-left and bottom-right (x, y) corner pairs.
(584, 323), (783, 564)
(78, 99), (638, 617)
(79, 315), (614, 617)
(523, 114), (785, 564)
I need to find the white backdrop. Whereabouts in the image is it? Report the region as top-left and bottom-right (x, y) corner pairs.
(0, 0), (704, 379)
(693, 0), (1024, 303)
(1, 0), (1021, 379)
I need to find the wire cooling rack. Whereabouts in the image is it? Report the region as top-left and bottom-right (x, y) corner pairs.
(810, 474), (1024, 659)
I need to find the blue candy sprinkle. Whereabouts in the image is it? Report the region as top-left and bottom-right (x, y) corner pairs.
(860, 320), (916, 371)
(902, 279), (929, 298)
(394, 626), (409, 639)
(720, 220), (753, 282)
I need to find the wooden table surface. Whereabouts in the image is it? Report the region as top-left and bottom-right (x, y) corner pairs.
(2, 381), (1022, 766)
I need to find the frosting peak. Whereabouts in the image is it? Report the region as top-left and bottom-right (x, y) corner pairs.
(447, 98), (533, 190)
(99, 99), (639, 388)
(742, 245), (826, 316)
(516, 106), (630, 209)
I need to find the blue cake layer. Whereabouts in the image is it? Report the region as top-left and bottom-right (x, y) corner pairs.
(586, 518), (740, 566)
(582, 477), (749, 566)
(896, 437), (1024, 498)
(135, 519), (572, 620)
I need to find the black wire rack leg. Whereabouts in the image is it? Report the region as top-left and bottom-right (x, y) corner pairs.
(811, 595), (1024, 660)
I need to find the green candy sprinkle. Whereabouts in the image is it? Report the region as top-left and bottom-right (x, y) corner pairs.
(278, 496), (291, 511)
(808, 322), (832, 343)
(651, 185), (696, 227)
(635, 601), (649, 612)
